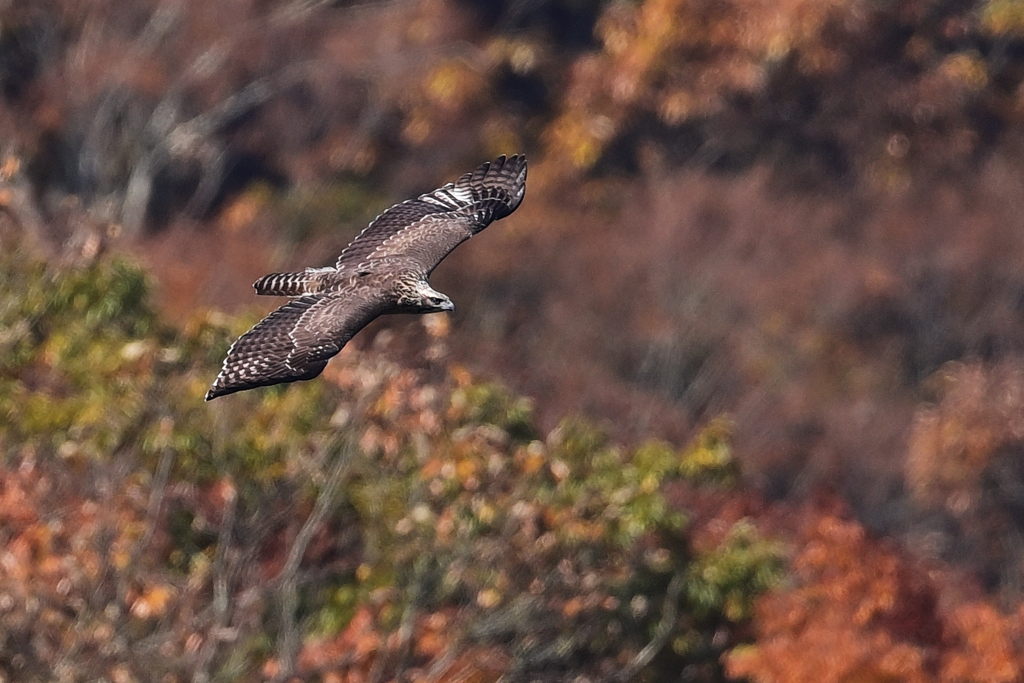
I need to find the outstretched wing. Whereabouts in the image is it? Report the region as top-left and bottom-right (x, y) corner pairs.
(335, 154), (527, 274)
(205, 293), (381, 400)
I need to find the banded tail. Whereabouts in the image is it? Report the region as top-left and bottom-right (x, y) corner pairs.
(253, 271), (322, 296)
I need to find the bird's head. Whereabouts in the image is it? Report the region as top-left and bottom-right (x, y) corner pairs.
(399, 280), (455, 313)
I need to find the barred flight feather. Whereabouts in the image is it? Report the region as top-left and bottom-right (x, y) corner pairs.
(206, 155), (527, 400)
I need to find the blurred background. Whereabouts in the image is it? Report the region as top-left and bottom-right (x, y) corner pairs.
(6, 0), (1024, 680)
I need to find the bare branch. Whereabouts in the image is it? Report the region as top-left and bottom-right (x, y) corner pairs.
(368, 554), (430, 683)
(121, 149), (161, 238)
(274, 432), (358, 681)
(132, 0), (185, 56)
(271, 0), (411, 25)
(192, 483), (239, 683)
(138, 441), (175, 556)
(0, 154), (52, 257)
(612, 572), (685, 682)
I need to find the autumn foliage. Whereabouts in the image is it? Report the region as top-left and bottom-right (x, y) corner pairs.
(6, 0), (1024, 680)
(729, 505), (1024, 683)
(0, 241), (784, 680)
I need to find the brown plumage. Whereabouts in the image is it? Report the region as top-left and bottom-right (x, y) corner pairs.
(206, 154), (527, 400)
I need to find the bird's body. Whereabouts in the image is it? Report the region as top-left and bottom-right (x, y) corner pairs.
(206, 154), (527, 400)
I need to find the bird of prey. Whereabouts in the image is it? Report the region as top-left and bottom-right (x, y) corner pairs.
(206, 154), (527, 400)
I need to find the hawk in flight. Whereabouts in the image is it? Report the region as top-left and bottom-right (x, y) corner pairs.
(206, 154), (527, 400)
